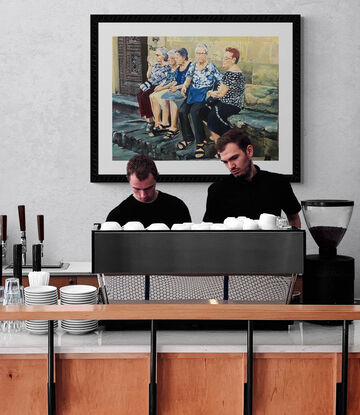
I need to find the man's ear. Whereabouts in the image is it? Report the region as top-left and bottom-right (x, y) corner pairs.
(246, 145), (254, 158)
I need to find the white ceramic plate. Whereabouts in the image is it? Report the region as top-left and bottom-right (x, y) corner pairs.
(25, 286), (57, 294)
(60, 285), (97, 295)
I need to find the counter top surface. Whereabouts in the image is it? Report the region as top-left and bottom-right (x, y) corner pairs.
(0, 321), (359, 355)
(2, 261), (92, 276)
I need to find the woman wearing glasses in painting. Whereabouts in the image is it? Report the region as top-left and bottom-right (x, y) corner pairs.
(201, 47), (246, 144)
(161, 48), (191, 140)
(177, 44), (222, 159)
(137, 48), (171, 133)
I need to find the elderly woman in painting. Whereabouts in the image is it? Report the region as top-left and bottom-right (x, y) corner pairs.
(177, 43), (222, 158)
(148, 50), (179, 137)
(160, 48), (192, 139)
(136, 48), (170, 133)
(201, 47), (246, 143)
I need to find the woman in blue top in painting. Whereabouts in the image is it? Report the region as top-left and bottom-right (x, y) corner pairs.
(178, 44), (222, 158)
(160, 48), (191, 139)
(148, 50), (179, 136)
(136, 48), (170, 132)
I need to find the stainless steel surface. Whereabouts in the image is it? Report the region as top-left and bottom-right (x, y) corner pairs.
(5, 262), (69, 270)
(92, 230), (305, 275)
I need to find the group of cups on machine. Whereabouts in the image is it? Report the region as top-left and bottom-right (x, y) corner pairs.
(100, 213), (291, 232)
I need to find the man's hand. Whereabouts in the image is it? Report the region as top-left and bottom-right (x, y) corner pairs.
(286, 213), (301, 228)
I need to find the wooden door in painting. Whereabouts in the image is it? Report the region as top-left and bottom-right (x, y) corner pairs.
(118, 37), (147, 96)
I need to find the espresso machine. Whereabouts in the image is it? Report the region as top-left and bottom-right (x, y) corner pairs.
(302, 200), (354, 311)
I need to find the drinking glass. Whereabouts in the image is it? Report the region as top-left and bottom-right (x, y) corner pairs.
(3, 278), (23, 333)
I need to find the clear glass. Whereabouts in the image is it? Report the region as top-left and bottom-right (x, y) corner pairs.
(302, 202), (353, 251)
(2, 278), (23, 333)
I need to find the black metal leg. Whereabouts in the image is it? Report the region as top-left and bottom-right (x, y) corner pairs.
(149, 320), (157, 415)
(223, 276), (229, 301)
(246, 320), (253, 415)
(341, 320), (349, 415)
(145, 275), (150, 300)
(47, 320), (56, 415)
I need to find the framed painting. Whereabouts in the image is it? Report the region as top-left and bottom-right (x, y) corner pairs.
(91, 15), (301, 182)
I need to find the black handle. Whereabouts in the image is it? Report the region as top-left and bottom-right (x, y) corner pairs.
(13, 244), (22, 285)
(18, 205), (26, 232)
(37, 215), (44, 241)
(1, 215), (7, 241)
(32, 244), (42, 272)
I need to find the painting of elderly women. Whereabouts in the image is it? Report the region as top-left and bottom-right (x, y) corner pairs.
(112, 36), (279, 161)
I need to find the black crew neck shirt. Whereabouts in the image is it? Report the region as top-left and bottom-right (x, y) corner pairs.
(203, 166), (301, 223)
(106, 191), (191, 228)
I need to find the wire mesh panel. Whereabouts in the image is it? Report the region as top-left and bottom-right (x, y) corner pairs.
(228, 275), (296, 303)
(104, 274), (297, 304)
(104, 275), (145, 301)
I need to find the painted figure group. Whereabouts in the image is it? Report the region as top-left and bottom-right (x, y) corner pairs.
(136, 44), (246, 159)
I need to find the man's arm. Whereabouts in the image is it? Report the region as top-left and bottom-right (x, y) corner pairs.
(286, 212), (301, 228)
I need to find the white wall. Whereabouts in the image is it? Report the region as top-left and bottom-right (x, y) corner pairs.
(1, 1), (360, 293)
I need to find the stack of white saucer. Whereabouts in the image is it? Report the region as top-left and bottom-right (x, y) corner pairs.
(24, 286), (58, 334)
(60, 285), (98, 334)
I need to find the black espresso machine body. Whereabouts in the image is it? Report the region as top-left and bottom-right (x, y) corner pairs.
(92, 229), (305, 330)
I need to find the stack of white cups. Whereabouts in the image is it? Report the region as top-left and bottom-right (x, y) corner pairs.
(28, 271), (50, 287)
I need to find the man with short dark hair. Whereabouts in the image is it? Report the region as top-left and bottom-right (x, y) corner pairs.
(107, 154), (191, 227)
(203, 128), (301, 227)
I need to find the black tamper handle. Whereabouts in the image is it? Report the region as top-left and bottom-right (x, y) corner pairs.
(32, 244), (42, 272)
(13, 244), (22, 285)
(1, 215), (7, 241)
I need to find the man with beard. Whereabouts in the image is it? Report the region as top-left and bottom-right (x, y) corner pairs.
(107, 154), (191, 227)
(203, 128), (301, 227)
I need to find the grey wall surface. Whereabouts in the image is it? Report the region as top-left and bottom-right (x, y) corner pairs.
(1, 1), (360, 293)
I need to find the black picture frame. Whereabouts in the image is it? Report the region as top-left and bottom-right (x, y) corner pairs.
(91, 14), (301, 182)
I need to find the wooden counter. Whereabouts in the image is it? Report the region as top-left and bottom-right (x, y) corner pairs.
(0, 304), (359, 414)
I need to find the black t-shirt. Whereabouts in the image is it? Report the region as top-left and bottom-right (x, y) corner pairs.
(203, 166), (301, 223)
(106, 191), (191, 228)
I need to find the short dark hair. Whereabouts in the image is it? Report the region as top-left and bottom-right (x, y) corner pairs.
(126, 155), (159, 181)
(225, 47), (240, 64)
(216, 128), (252, 153)
(176, 48), (189, 60)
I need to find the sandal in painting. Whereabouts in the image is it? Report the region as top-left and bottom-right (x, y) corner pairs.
(148, 125), (162, 137)
(177, 140), (193, 151)
(145, 121), (154, 133)
(160, 124), (170, 130)
(195, 144), (205, 159)
(164, 129), (179, 140)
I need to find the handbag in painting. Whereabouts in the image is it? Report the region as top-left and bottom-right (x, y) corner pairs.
(139, 81), (152, 92)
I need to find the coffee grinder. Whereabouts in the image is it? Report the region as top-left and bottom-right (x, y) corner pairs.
(301, 200), (355, 314)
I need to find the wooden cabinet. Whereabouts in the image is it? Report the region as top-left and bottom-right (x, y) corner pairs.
(1, 352), (359, 414)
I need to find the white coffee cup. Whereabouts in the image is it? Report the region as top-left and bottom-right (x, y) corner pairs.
(211, 223), (229, 230)
(123, 221), (145, 231)
(191, 223), (211, 230)
(243, 218), (260, 230)
(259, 213), (277, 230)
(224, 217), (243, 230)
(100, 221), (122, 230)
(147, 223), (169, 231)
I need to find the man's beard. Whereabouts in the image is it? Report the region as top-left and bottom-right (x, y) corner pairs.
(233, 160), (252, 180)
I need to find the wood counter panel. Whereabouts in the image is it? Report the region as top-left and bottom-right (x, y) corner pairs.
(56, 357), (149, 415)
(157, 353), (244, 415)
(0, 358), (47, 414)
(253, 355), (336, 415)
